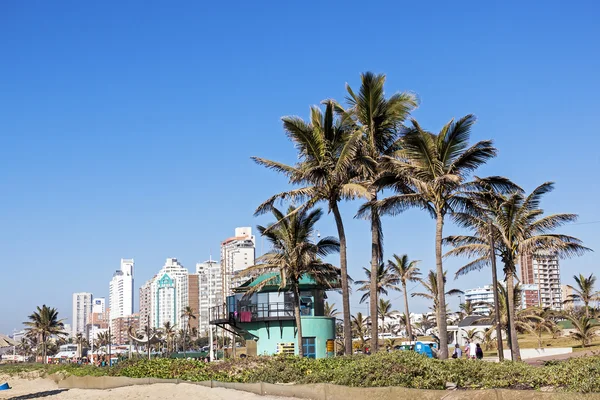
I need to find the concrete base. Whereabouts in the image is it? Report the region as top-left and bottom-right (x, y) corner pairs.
(503, 348), (573, 360)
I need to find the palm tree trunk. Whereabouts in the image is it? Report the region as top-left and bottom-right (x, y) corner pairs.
(402, 281), (412, 341)
(42, 333), (47, 364)
(183, 326), (187, 356)
(370, 196), (380, 352)
(435, 212), (448, 359)
(331, 201), (352, 355)
(506, 271), (521, 361)
(293, 285), (304, 357)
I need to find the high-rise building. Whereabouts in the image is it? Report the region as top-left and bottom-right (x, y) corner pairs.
(109, 258), (135, 322)
(520, 284), (540, 308)
(220, 227), (255, 301)
(520, 251), (563, 310)
(150, 258), (189, 328)
(139, 279), (153, 329)
(197, 258), (222, 336)
(187, 273), (200, 333)
(92, 298), (106, 314)
(463, 285), (494, 314)
(561, 284), (574, 309)
(72, 292), (93, 337)
(111, 313), (140, 345)
(86, 306), (110, 341)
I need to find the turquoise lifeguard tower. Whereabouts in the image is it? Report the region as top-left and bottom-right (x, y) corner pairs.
(210, 273), (337, 358)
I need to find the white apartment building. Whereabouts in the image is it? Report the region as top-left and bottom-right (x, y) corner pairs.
(520, 251), (563, 310)
(463, 285), (495, 314)
(72, 292), (93, 337)
(220, 227), (255, 301)
(196, 258), (222, 335)
(150, 258), (189, 329)
(92, 297), (106, 314)
(109, 258), (134, 322)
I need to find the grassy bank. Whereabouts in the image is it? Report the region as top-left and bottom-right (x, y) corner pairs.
(3, 352), (600, 392)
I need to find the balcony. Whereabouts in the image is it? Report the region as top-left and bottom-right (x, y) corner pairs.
(210, 302), (304, 325)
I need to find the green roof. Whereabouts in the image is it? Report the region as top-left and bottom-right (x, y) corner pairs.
(235, 272), (337, 293)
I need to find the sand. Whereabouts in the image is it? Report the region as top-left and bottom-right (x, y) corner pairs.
(0, 376), (291, 400)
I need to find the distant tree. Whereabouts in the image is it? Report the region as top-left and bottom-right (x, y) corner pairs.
(324, 302), (340, 318)
(565, 274), (600, 318)
(23, 305), (67, 364)
(566, 315), (599, 347)
(388, 254), (421, 340)
(355, 263), (399, 304)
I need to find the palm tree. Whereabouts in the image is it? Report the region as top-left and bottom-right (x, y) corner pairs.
(163, 322), (176, 354)
(373, 115), (496, 359)
(23, 305), (66, 364)
(414, 314), (435, 336)
(252, 100), (361, 355)
(459, 301), (476, 318)
(446, 182), (590, 360)
(17, 338), (32, 359)
(565, 274), (600, 318)
(351, 312), (370, 351)
(388, 254), (421, 340)
(464, 328), (482, 342)
(346, 72), (418, 351)
(355, 263), (399, 303)
(412, 271), (463, 319)
(377, 299), (397, 333)
(181, 306), (196, 355)
(481, 328), (496, 351)
(529, 309), (557, 348)
(566, 315), (599, 347)
(324, 302), (340, 318)
(482, 284), (540, 347)
(242, 205), (340, 357)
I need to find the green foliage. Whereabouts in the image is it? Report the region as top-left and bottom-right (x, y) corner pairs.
(5, 352), (600, 392)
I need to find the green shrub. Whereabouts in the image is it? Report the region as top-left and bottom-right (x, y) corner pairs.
(4, 353), (600, 392)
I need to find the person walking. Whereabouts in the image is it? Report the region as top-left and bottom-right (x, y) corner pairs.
(468, 340), (477, 360)
(452, 343), (462, 359)
(475, 343), (484, 360)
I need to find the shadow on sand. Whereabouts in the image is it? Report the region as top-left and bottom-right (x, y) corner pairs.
(5, 389), (69, 400)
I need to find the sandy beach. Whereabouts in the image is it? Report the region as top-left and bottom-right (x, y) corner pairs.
(0, 376), (290, 400)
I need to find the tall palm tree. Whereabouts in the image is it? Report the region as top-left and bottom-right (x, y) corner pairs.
(23, 305), (66, 364)
(388, 254), (421, 340)
(242, 205), (340, 357)
(565, 315), (599, 347)
(373, 115), (497, 359)
(163, 322), (176, 354)
(355, 263), (399, 303)
(181, 306), (196, 355)
(324, 302), (340, 318)
(565, 274), (600, 318)
(412, 270), (463, 318)
(351, 312), (370, 351)
(446, 182), (590, 360)
(346, 72), (418, 351)
(252, 100), (361, 355)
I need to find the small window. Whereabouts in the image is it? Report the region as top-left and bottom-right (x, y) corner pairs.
(302, 337), (316, 358)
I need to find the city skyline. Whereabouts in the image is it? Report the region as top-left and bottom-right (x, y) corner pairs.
(2, 2), (599, 334)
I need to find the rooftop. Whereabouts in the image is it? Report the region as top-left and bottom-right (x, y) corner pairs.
(235, 272), (339, 293)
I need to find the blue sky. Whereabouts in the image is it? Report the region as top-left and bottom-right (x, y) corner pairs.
(1, 1), (599, 334)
